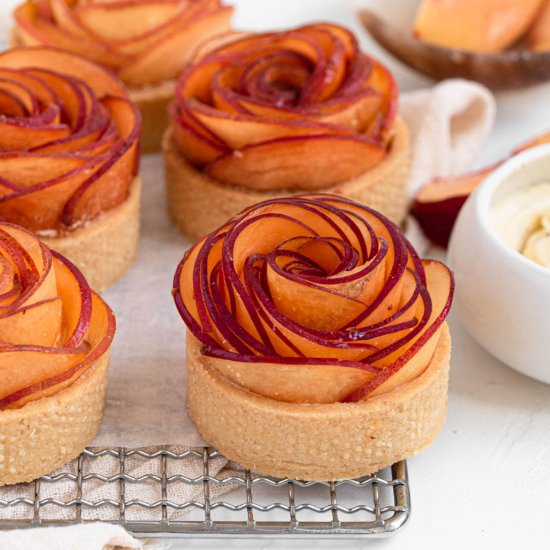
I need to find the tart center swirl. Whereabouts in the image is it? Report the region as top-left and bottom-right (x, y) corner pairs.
(174, 195), (454, 403)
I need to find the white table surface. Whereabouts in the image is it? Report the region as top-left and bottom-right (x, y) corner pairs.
(2, 1), (550, 548)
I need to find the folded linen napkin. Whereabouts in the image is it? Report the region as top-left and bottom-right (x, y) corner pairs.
(0, 78), (495, 550)
(402, 78), (496, 198)
(402, 78), (495, 254)
(0, 524), (143, 550)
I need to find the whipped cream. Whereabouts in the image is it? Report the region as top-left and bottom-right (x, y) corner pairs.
(491, 182), (550, 268)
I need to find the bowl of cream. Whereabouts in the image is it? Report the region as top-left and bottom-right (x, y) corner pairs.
(448, 143), (550, 384)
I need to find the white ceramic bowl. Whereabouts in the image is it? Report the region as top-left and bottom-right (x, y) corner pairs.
(448, 144), (550, 384)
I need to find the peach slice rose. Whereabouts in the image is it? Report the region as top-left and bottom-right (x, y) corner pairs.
(14, 0), (234, 87)
(0, 223), (115, 410)
(173, 195), (454, 403)
(0, 47), (140, 233)
(171, 23), (398, 190)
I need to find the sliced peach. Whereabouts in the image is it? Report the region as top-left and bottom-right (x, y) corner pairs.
(73, 0), (185, 42)
(172, 114), (229, 165)
(0, 297), (62, 347)
(205, 135), (385, 190)
(52, 253), (91, 346)
(49, 0), (93, 39)
(198, 336), (376, 405)
(0, 45), (128, 98)
(4, 292), (115, 409)
(414, 0), (545, 52)
(13, 4), (128, 71)
(529, 0), (550, 51)
(0, 162), (99, 232)
(266, 244), (387, 331)
(192, 106), (354, 149)
(24, 68), (89, 130)
(101, 0), (226, 57)
(0, 226), (58, 308)
(0, 120), (71, 151)
(0, 90), (26, 118)
(0, 154), (88, 187)
(412, 167), (493, 248)
(101, 95), (139, 140)
(118, 6), (233, 86)
(346, 260), (454, 400)
(62, 138), (138, 226)
(0, 78), (36, 113)
(0, 345), (88, 402)
(0, 224), (45, 274)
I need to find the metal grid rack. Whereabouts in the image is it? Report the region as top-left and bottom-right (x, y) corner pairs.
(0, 447), (410, 538)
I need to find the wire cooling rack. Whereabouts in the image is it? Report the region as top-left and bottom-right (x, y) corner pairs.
(0, 447), (410, 538)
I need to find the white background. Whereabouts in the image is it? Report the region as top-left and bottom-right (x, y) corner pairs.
(2, 1), (550, 548)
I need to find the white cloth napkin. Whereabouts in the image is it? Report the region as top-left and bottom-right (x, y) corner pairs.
(400, 78), (496, 198)
(0, 523), (142, 550)
(0, 78), (496, 550)
(400, 78), (495, 255)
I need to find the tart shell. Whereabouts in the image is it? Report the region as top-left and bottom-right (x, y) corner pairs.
(42, 176), (141, 291)
(186, 323), (450, 481)
(0, 352), (110, 487)
(163, 117), (410, 241)
(130, 81), (175, 155)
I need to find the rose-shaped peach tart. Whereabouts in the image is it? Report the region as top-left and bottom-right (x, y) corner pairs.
(164, 23), (410, 241)
(173, 194), (454, 480)
(0, 223), (115, 486)
(0, 47), (141, 290)
(12, 0), (233, 152)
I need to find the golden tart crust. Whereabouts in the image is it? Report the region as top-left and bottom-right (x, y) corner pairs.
(0, 353), (109, 487)
(186, 323), (450, 481)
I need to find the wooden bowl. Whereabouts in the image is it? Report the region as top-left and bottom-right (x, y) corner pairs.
(358, 6), (550, 90)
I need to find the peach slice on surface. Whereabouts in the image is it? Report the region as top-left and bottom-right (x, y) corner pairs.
(529, 0), (550, 51)
(412, 168), (494, 248)
(414, 0), (545, 52)
(413, 130), (550, 248)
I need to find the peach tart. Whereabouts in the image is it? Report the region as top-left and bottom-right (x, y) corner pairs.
(164, 23), (410, 241)
(12, 0), (233, 153)
(0, 47), (141, 290)
(0, 223), (115, 486)
(173, 194), (454, 480)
